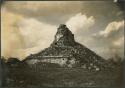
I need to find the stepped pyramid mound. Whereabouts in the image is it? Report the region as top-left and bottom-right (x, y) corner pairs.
(25, 24), (112, 70)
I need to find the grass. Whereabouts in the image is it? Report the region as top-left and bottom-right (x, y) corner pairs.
(4, 65), (122, 88)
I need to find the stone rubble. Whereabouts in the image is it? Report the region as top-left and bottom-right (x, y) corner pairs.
(25, 24), (113, 71)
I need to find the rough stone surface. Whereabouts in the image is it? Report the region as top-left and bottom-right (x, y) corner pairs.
(25, 24), (113, 70)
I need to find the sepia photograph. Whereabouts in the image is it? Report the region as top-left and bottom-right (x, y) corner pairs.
(0, 0), (124, 88)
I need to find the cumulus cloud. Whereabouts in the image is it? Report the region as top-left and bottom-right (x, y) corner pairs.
(1, 1), (124, 60)
(66, 13), (95, 46)
(18, 13), (95, 58)
(113, 36), (124, 47)
(1, 10), (96, 60)
(66, 13), (95, 34)
(1, 7), (26, 60)
(99, 21), (124, 37)
(92, 20), (124, 59)
(93, 20), (124, 43)
(18, 18), (57, 57)
(1, 7), (57, 60)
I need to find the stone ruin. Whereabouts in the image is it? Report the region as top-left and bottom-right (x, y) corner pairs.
(24, 24), (113, 71)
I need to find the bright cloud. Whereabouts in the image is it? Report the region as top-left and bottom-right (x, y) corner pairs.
(1, 7), (26, 60)
(99, 20), (124, 37)
(113, 36), (124, 47)
(92, 20), (124, 59)
(18, 18), (57, 57)
(66, 13), (95, 33)
(1, 1), (124, 61)
(1, 10), (96, 60)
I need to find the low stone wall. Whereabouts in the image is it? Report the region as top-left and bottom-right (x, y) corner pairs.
(41, 58), (68, 66)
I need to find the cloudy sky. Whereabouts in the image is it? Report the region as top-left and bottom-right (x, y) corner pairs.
(1, 1), (124, 60)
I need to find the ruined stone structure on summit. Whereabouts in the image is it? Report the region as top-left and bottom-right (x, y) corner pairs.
(25, 24), (112, 70)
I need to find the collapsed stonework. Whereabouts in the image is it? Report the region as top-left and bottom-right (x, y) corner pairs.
(25, 24), (112, 71)
(52, 24), (76, 46)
